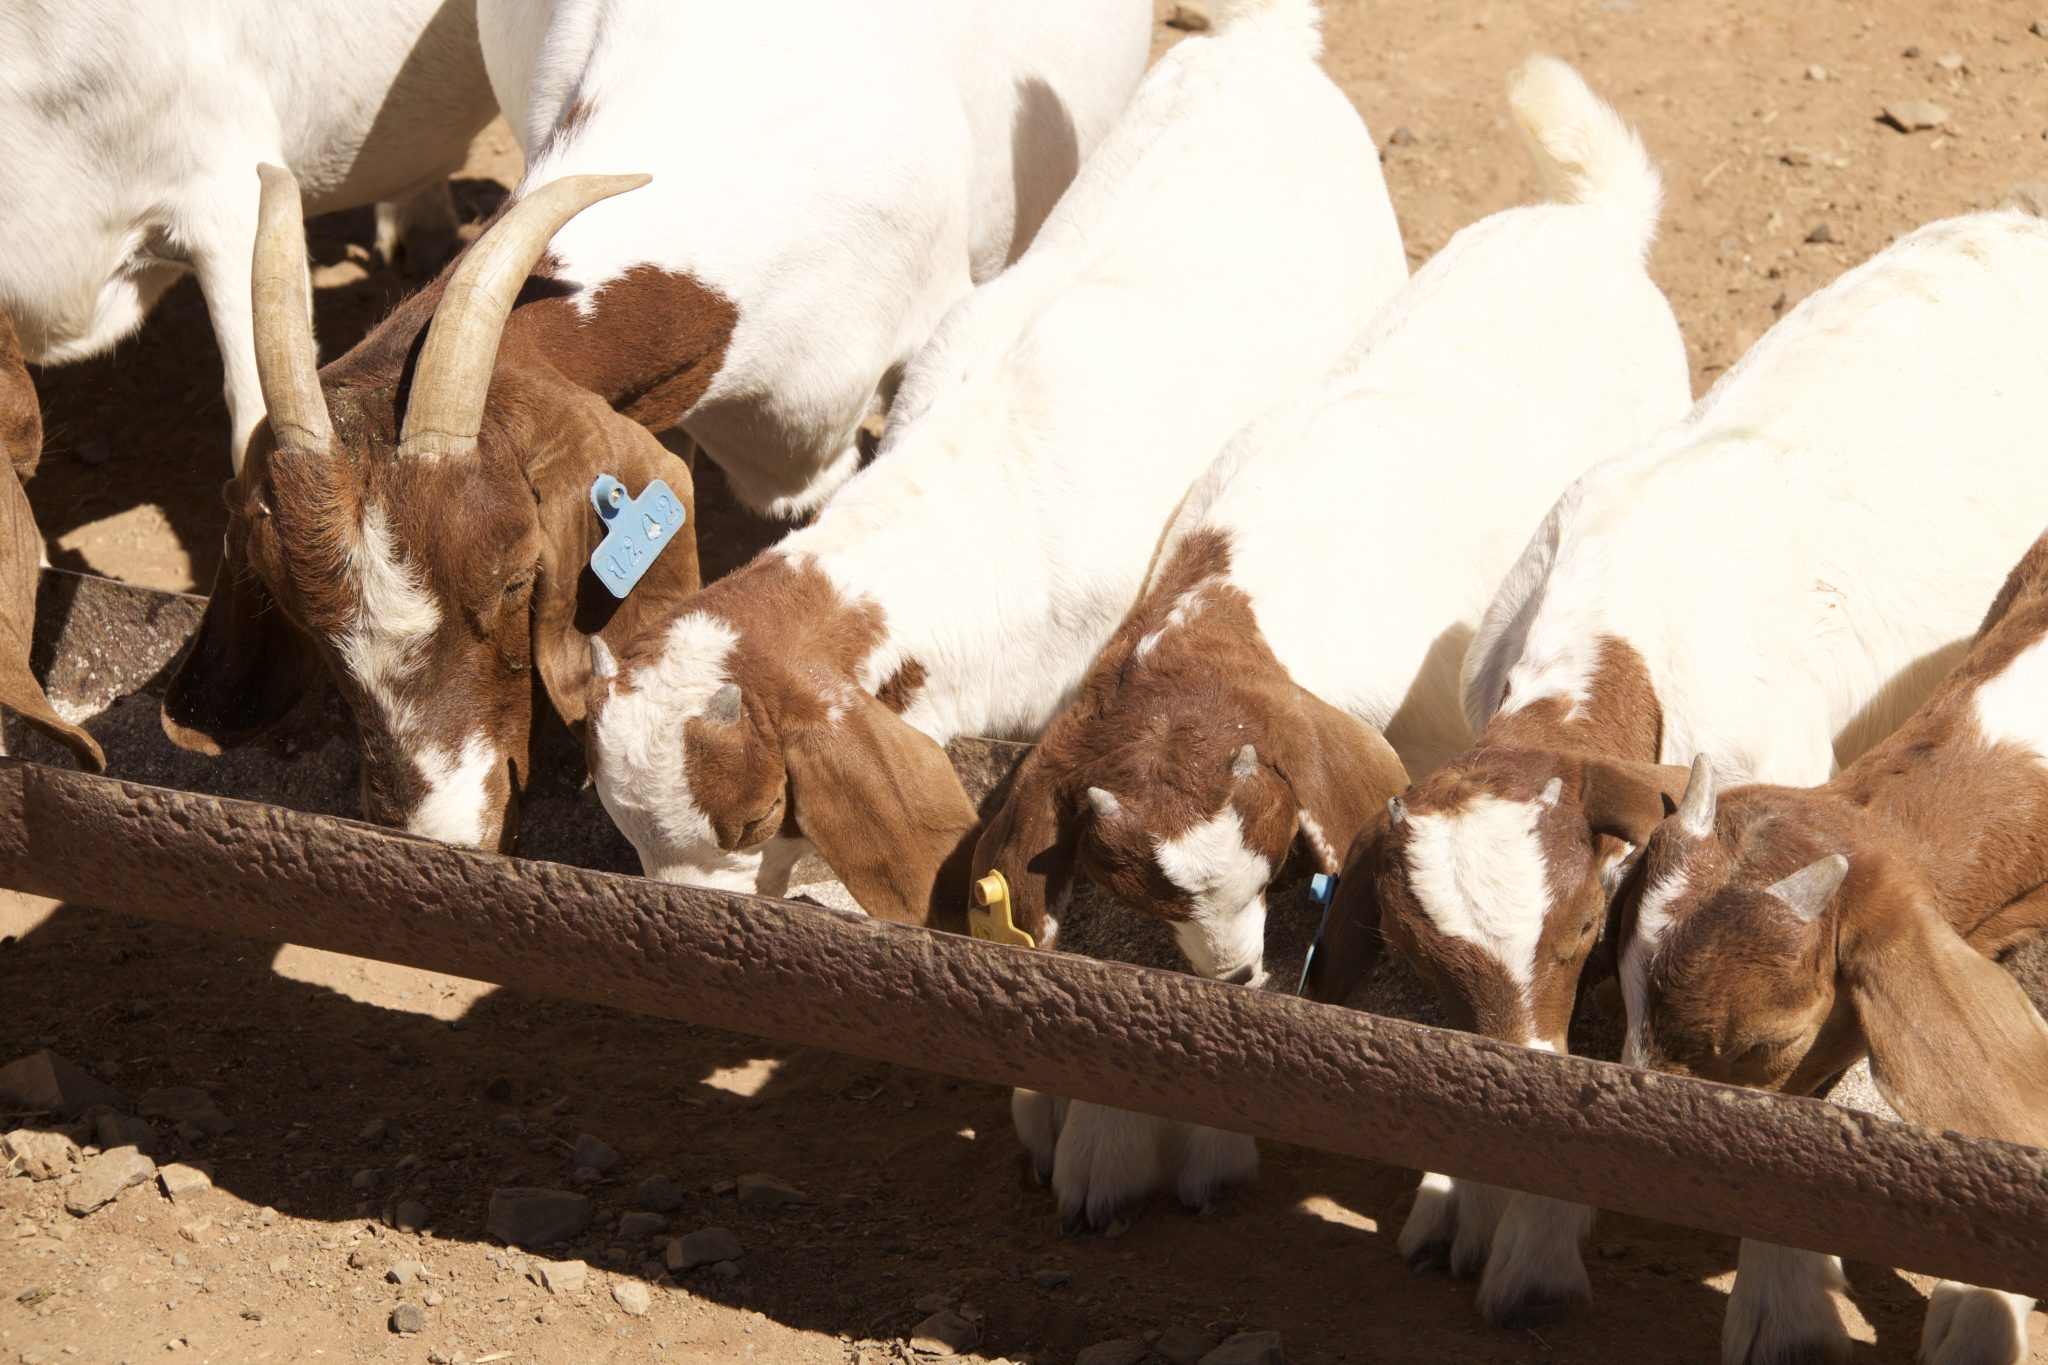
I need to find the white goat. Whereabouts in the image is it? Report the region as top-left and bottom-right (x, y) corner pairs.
(0, 0), (499, 466)
(586, 0), (1408, 925)
(1314, 208), (2048, 1350)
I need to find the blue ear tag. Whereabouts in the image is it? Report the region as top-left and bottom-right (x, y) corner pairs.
(1297, 872), (1338, 996)
(589, 474), (686, 600)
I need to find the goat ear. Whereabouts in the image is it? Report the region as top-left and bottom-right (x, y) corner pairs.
(1298, 819), (1388, 1004)
(1579, 758), (1692, 848)
(525, 408), (699, 736)
(970, 741), (1079, 948)
(0, 470), (102, 770)
(1268, 685), (1409, 874)
(783, 689), (979, 930)
(1846, 897), (2048, 1149)
(161, 487), (316, 754)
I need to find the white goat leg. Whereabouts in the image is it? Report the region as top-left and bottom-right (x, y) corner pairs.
(1476, 1193), (1594, 1327)
(1010, 1088), (1066, 1185)
(1169, 1122), (1259, 1213)
(1920, 1282), (2034, 1365)
(1050, 1102), (1169, 1234)
(1723, 1240), (1850, 1365)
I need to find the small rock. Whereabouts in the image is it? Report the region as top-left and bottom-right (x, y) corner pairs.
(1164, 1), (1209, 32)
(423, 1288), (443, 1307)
(239, 1307), (262, 1322)
(571, 1165), (604, 1185)
(267, 1256), (289, 1276)
(134, 1088), (232, 1139)
(668, 1227), (744, 1272)
(64, 1146), (156, 1215)
(386, 1199), (430, 1233)
(617, 1210), (667, 1239)
(1804, 223), (1834, 244)
(389, 1303), (425, 1335)
(3, 1128), (82, 1181)
(1598, 1242), (1631, 1259)
(572, 1134), (619, 1174)
(1154, 1327), (1217, 1365)
(0, 1052), (128, 1116)
(157, 1164), (212, 1202)
(347, 1247), (376, 1270)
(1881, 99), (1950, 132)
(350, 1168), (380, 1191)
(735, 1173), (810, 1207)
(2001, 182), (2048, 217)
(178, 1217), (212, 1243)
(2034, 18), (2048, 37)
(1075, 1341), (1147, 1365)
(533, 1258), (587, 1295)
(170, 1253), (191, 1270)
(1902, 43), (1923, 58)
(1936, 51), (1964, 70)
(358, 1119), (389, 1146)
(89, 1108), (159, 1155)
(485, 1187), (592, 1247)
(1386, 126), (1416, 147)
(386, 1259), (424, 1285)
(1199, 1331), (1284, 1365)
(1029, 1269), (1070, 1290)
(634, 1175), (684, 1212)
(1806, 64), (1828, 81)
(908, 1310), (980, 1356)
(710, 1259), (741, 1280)
(612, 1280), (651, 1316)
(258, 1207), (278, 1227)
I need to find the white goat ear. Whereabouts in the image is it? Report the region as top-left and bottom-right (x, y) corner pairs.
(588, 636), (618, 683)
(1387, 795), (1407, 826)
(1086, 786), (1123, 820)
(1538, 777), (1563, 808)
(1230, 743), (1258, 781)
(1676, 754), (1717, 837)
(1767, 854), (1848, 922)
(705, 682), (742, 725)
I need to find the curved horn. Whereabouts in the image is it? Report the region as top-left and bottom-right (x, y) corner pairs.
(1085, 786), (1123, 820)
(398, 173), (651, 461)
(1676, 753), (1718, 837)
(1767, 853), (1848, 923)
(704, 682), (741, 725)
(251, 164), (332, 449)
(1230, 743), (1258, 781)
(1387, 795), (1407, 826)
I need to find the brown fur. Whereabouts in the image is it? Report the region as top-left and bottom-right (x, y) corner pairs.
(1622, 531), (2048, 1149)
(970, 529), (1409, 950)
(161, 208), (732, 847)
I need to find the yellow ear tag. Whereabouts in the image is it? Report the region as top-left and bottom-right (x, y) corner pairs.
(970, 870), (1036, 948)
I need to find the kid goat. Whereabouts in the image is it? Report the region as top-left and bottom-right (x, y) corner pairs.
(1617, 533), (2048, 1365)
(970, 56), (1690, 1234)
(584, 0), (1407, 922)
(1304, 208), (2048, 1346)
(159, 0), (1148, 851)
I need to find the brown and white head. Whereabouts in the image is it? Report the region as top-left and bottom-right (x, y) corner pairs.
(160, 165), (698, 851)
(970, 600), (1406, 984)
(584, 554), (979, 925)
(1301, 744), (1685, 1049)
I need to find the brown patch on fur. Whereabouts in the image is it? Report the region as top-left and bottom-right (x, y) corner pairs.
(971, 529), (1408, 948)
(556, 98), (594, 140)
(876, 657), (927, 715)
(1485, 635), (1664, 759)
(0, 310), (40, 479)
(510, 264), (737, 432)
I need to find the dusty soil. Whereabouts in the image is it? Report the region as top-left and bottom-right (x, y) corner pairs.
(7, 2), (2048, 1362)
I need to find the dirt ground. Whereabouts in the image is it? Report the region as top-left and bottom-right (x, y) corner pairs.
(6, 1), (2048, 1362)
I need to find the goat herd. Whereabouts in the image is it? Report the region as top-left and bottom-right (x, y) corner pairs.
(4, 1), (2045, 1362)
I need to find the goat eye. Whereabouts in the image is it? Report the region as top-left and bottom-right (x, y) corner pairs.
(503, 575), (533, 600)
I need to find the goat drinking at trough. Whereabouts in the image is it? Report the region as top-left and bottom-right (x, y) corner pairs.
(157, 0), (1149, 852)
(1616, 533), (2048, 1365)
(969, 55), (1690, 1234)
(1303, 208), (2048, 1347)
(583, 0), (1408, 924)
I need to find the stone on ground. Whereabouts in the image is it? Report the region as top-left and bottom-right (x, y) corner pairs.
(3, 1128), (81, 1181)
(0, 1051), (128, 1116)
(667, 1227), (744, 1272)
(157, 1163), (212, 1202)
(485, 1187), (592, 1247)
(64, 1146), (156, 1216)
(735, 1172), (809, 1207)
(1200, 1331), (1285, 1365)
(908, 1309), (981, 1356)
(612, 1279), (651, 1315)
(571, 1133), (619, 1173)
(634, 1174), (683, 1212)
(1155, 1326), (1217, 1365)
(1076, 1340), (1147, 1365)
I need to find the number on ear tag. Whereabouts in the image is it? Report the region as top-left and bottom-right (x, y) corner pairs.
(589, 474), (686, 600)
(969, 870), (1036, 948)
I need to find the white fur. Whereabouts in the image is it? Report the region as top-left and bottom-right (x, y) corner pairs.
(1476, 1193), (1595, 1326)
(0, 0), (498, 464)
(1050, 1101), (1170, 1232)
(483, 0), (1151, 517)
(1157, 805), (1273, 985)
(1972, 633), (2048, 764)
(1403, 797), (1554, 996)
(1296, 807), (1338, 869)
(1171, 1123), (1260, 1211)
(1619, 863), (1688, 1067)
(592, 2), (1407, 892)
(1721, 1240), (1849, 1365)
(1921, 1282), (2035, 1365)
(409, 734), (499, 847)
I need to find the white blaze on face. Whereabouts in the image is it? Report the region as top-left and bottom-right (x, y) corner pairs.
(1154, 804), (1273, 986)
(1402, 796), (1554, 1005)
(1973, 632), (2048, 761)
(1618, 863), (1687, 1067)
(408, 734), (499, 846)
(588, 611), (767, 892)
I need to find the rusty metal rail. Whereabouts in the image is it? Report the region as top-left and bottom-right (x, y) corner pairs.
(0, 755), (2043, 1293)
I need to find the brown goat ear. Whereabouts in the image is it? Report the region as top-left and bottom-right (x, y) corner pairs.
(1299, 816), (1389, 1004)
(1579, 758), (1691, 847)
(783, 689), (979, 931)
(1269, 686), (1408, 873)
(0, 470), (103, 771)
(970, 742), (1080, 948)
(525, 409), (699, 736)
(1847, 896), (2048, 1149)
(161, 493), (316, 754)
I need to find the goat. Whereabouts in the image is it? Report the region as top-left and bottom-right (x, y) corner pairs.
(970, 56), (1690, 1234)
(0, 0), (498, 467)
(1616, 532), (2048, 1365)
(1303, 208), (2048, 1342)
(583, 0), (1407, 927)
(157, 0), (1150, 851)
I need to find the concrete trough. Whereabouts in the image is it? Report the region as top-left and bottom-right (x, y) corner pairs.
(4, 567), (2046, 1296)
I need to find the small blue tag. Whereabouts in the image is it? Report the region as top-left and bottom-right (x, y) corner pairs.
(589, 474), (686, 600)
(1298, 872), (1338, 996)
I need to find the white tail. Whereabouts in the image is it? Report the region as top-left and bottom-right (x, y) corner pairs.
(1211, 0), (1322, 53)
(1507, 55), (1662, 256)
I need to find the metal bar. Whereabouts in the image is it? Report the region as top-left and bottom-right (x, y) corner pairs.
(0, 759), (2041, 1292)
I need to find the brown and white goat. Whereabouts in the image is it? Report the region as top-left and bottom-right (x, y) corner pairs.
(1616, 533), (2048, 1365)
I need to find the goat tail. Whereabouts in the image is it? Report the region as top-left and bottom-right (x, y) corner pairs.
(1507, 55), (1663, 256)
(1211, 0), (1323, 54)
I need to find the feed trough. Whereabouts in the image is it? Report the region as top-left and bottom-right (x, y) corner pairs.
(5, 567), (2045, 1295)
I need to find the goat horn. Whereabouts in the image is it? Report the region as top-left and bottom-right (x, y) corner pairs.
(1766, 853), (1848, 923)
(1387, 795), (1407, 826)
(251, 164), (332, 449)
(1085, 787), (1123, 820)
(398, 173), (651, 461)
(1231, 743), (1258, 781)
(1676, 753), (1717, 837)
(704, 683), (741, 725)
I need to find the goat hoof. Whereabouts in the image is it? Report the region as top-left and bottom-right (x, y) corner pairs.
(1058, 1209), (1088, 1238)
(1491, 1290), (1570, 1331)
(1449, 1238), (1490, 1280)
(1408, 1240), (1451, 1274)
